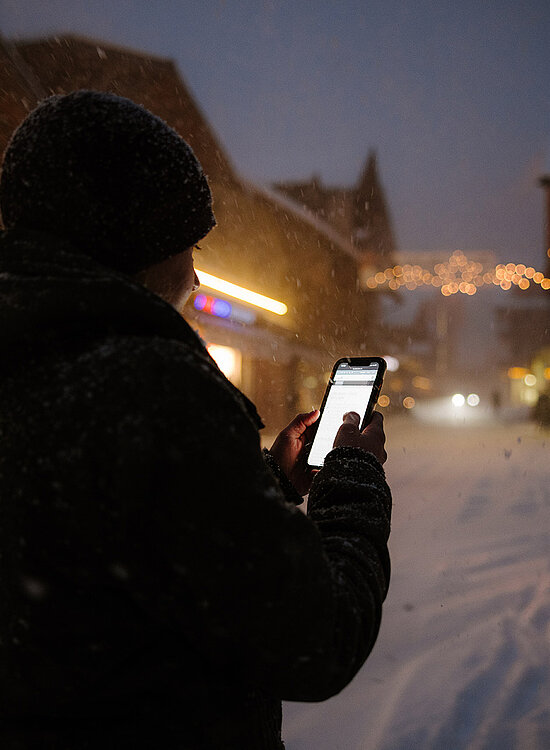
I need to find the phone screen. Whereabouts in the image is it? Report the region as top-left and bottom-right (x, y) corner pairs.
(307, 360), (382, 468)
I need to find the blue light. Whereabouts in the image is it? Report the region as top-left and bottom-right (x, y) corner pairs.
(212, 298), (232, 318)
(193, 293), (241, 320)
(194, 294), (207, 311)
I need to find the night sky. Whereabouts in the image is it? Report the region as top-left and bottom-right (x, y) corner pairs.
(2, 0), (549, 269)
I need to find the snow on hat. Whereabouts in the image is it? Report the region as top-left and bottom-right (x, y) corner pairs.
(0, 90), (216, 275)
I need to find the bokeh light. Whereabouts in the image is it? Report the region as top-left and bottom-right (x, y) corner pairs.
(363, 252), (550, 297)
(383, 355), (400, 372)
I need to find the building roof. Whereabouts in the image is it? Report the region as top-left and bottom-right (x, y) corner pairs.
(273, 150), (398, 261)
(246, 180), (361, 262)
(0, 36), (45, 148)
(353, 151), (397, 258)
(5, 33), (236, 183)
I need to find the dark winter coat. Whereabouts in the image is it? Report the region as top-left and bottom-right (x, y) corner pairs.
(0, 228), (392, 749)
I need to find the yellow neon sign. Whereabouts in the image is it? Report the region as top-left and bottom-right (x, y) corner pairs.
(195, 269), (288, 316)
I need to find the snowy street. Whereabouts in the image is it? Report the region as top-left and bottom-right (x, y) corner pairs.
(283, 413), (550, 750)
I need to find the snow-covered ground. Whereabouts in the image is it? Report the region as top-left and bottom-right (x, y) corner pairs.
(283, 412), (550, 750)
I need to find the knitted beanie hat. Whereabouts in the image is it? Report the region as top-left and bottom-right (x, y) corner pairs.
(0, 90), (216, 275)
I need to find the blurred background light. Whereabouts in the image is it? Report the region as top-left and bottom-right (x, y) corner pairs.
(507, 367), (528, 380)
(383, 355), (400, 372)
(207, 344), (242, 384)
(196, 269), (287, 315)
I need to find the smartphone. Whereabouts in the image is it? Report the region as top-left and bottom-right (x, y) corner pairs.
(307, 357), (386, 468)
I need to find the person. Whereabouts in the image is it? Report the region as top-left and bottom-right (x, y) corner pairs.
(491, 388), (502, 415)
(0, 91), (391, 749)
(533, 391), (550, 427)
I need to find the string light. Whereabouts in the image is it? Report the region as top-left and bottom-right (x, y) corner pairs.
(364, 250), (550, 296)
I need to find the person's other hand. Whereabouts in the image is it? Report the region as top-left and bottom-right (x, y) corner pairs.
(333, 411), (387, 465)
(269, 410), (320, 495)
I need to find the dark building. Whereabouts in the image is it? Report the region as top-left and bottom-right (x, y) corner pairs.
(273, 153), (399, 379)
(492, 175), (550, 407)
(274, 150), (397, 267)
(0, 33), (387, 433)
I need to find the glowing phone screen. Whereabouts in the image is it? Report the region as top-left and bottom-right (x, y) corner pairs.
(308, 362), (380, 467)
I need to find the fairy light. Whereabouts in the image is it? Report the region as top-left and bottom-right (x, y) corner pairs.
(364, 250), (550, 296)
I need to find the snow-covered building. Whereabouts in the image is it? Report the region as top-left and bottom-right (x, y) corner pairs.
(0, 33), (385, 432)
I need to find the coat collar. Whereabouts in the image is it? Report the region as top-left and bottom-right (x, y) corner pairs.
(0, 227), (264, 429)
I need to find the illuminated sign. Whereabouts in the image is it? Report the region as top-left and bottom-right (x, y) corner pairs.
(193, 294), (256, 324)
(195, 269), (287, 315)
(194, 294), (231, 318)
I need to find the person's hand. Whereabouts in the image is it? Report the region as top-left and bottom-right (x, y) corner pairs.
(333, 411), (387, 465)
(269, 410), (320, 495)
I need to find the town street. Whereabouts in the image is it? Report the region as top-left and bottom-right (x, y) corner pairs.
(284, 411), (550, 750)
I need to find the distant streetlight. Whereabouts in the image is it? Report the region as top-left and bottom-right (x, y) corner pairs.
(383, 355), (400, 372)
